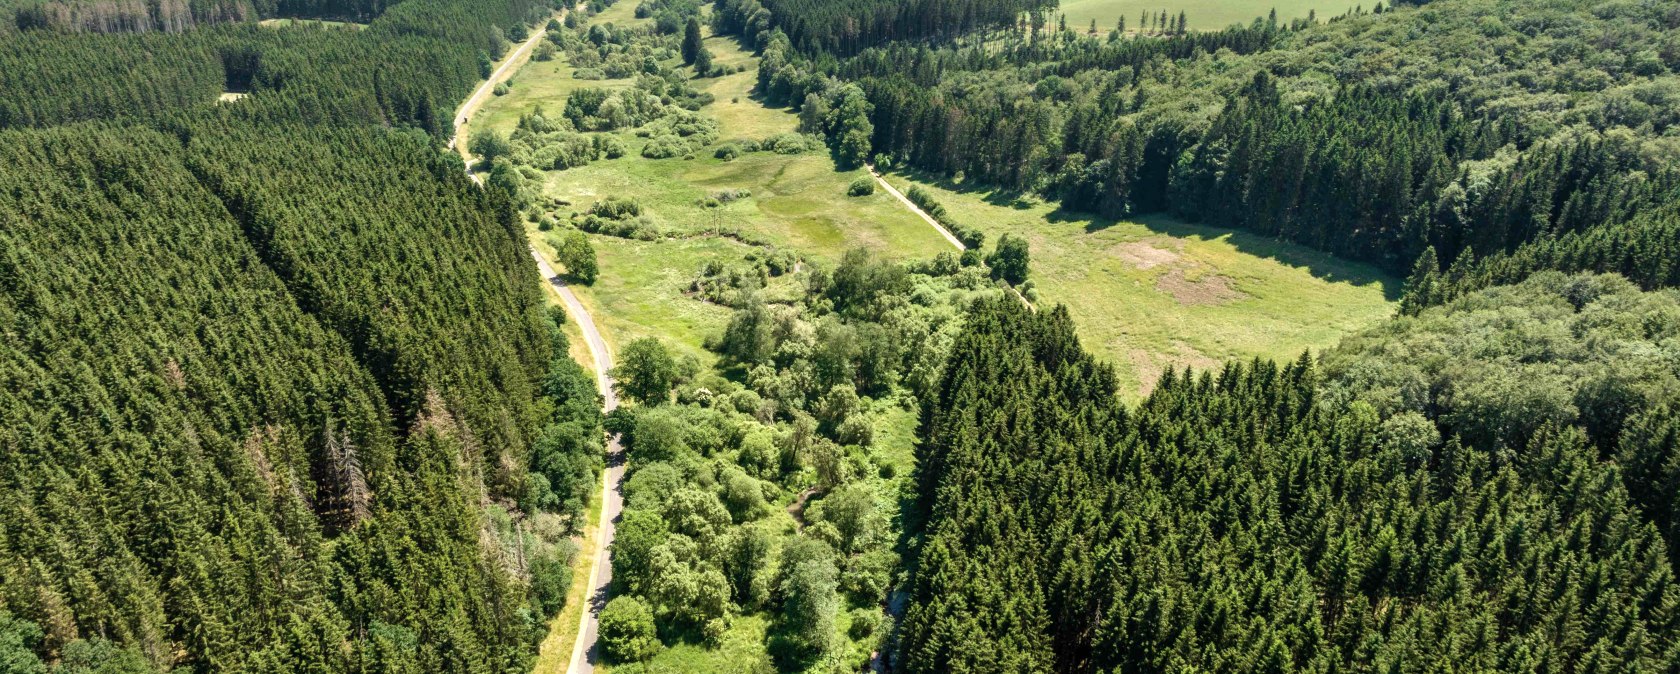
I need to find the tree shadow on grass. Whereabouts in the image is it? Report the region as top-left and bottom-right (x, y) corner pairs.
(890, 167), (1037, 211)
(885, 166), (1401, 300)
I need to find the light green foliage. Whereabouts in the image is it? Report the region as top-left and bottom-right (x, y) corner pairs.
(824, 84), (873, 169)
(809, 483), (883, 555)
(776, 537), (840, 658)
(470, 128), (514, 163)
(0, 612), (45, 674)
(612, 509), (671, 598)
(797, 93), (829, 135)
(550, 229), (600, 283)
(600, 596), (662, 662)
(846, 175), (874, 197)
(1323, 273), (1680, 451)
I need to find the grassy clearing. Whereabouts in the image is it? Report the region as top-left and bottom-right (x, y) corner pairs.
(880, 171), (1397, 402)
(535, 229), (742, 363)
(487, 25), (949, 363)
(1056, 0), (1356, 31)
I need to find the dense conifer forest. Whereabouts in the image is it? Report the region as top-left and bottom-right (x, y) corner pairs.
(0, 0), (605, 671)
(903, 279), (1680, 671)
(725, 0), (1680, 280)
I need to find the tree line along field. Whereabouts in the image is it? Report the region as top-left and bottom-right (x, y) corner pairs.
(878, 171), (1396, 401)
(1056, 0), (1357, 32)
(473, 5), (953, 366)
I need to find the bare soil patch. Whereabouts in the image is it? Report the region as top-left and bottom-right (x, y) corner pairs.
(1111, 240), (1181, 270)
(1156, 267), (1245, 305)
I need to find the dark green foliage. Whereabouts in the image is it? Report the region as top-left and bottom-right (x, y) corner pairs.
(846, 175), (875, 196)
(680, 15), (701, 64)
(718, 0), (1052, 56)
(613, 337), (681, 404)
(551, 229), (600, 283)
(0, 0), (548, 134)
(899, 285), (1680, 672)
(744, 0), (1680, 281)
(0, 2), (606, 669)
(0, 124), (570, 671)
(693, 43), (713, 76)
(985, 233), (1029, 284)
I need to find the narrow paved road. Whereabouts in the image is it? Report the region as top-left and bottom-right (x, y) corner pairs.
(444, 19), (624, 673)
(531, 252), (622, 674)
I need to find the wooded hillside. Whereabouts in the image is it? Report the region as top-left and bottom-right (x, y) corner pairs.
(902, 284), (1680, 671)
(0, 0), (605, 671)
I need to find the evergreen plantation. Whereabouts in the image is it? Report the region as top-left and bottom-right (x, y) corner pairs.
(0, 0), (607, 671)
(902, 278), (1680, 671)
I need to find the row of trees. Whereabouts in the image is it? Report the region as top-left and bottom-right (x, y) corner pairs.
(735, 0), (1051, 56)
(4, 0), (413, 34)
(0, 0), (553, 133)
(899, 284), (1680, 671)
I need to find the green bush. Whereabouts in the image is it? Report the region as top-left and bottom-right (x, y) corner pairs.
(599, 596), (661, 662)
(847, 175), (875, 197)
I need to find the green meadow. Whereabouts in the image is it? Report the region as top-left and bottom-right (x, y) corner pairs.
(485, 23), (949, 360)
(878, 171), (1398, 401)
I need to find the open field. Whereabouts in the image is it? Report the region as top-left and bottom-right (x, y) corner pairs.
(1057, 0), (1358, 31)
(879, 171), (1398, 401)
(486, 26), (951, 364)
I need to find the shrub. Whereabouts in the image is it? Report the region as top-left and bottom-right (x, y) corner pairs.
(599, 596), (661, 662)
(641, 134), (688, 159)
(766, 133), (812, 154)
(492, 82), (509, 96)
(590, 196), (642, 220)
(468, 129), (512, 163)
(597, 135), (627, 159)
(714, 144), (741, 161)
(847, 175), (875, 197)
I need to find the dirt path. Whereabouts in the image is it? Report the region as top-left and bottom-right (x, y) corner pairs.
(867, 164), (965, 251)
(529, 252), (623, 674)
(869, 164), (1036, 311)
(449, 15), (556, 175)
(446, 17), (624, 673)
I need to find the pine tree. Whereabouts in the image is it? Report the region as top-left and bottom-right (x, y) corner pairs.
(1399, 246), (1441, 315)
(681, 16), (703, 65)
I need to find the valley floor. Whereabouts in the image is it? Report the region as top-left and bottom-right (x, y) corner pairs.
(469, 4), (1396, 670)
